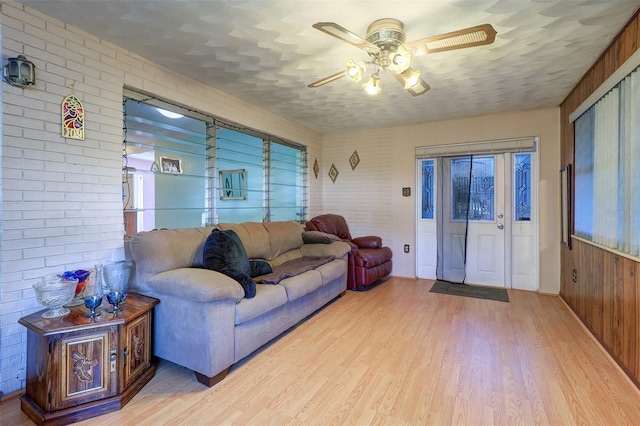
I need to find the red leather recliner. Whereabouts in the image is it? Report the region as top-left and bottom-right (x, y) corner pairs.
(306, 214), (392, 290)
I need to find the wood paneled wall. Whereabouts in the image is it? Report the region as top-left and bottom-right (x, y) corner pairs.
(560, 9), (640, 388)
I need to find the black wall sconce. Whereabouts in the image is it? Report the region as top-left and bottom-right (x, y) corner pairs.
(4, 55), (36, 88)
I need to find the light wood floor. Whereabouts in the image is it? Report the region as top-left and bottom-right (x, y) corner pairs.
(3, 277), (640, 425)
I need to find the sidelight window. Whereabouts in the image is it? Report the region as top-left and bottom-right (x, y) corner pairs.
(514, 153), (531, 221)
(421, 159), (435, 219)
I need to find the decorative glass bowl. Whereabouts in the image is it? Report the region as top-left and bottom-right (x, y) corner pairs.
(33, 277), (78, 318)
(62, 269), (91, 306)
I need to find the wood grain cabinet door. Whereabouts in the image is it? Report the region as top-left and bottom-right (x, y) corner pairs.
(122, 311), (151, 389)
(54, 326), (118, 410)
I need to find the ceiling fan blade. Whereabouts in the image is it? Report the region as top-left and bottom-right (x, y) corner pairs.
(391, 71), (431, 97)
(312, 22), (380, 55)
(308, 70), (348, 88)
(406, 24), (497, 55)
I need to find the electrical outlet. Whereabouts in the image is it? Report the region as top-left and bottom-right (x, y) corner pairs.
(404, 244), (410, 253)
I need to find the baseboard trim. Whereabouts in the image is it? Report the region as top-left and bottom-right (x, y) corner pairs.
(558, 296), (640, 397)
(0, 388), (24, 402)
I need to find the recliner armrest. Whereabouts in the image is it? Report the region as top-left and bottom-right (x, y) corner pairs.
(351, 236), (382, 249)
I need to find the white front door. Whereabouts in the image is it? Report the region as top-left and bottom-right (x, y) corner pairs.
(462, 155), (506, 287)
(440, 155), (506, 287)
(416, 152), (537, 290)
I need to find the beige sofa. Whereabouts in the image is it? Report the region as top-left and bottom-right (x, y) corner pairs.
(127, 221), (350, 386)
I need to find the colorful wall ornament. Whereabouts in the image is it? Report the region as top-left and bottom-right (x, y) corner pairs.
(62, 94), (85, 140)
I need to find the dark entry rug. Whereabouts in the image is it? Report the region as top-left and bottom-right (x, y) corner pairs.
(429, 280), (509, 302)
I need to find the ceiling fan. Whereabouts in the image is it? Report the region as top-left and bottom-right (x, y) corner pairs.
(308, 19), (497, 96)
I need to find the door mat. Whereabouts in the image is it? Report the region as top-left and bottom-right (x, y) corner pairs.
(429, 280), (509, 302)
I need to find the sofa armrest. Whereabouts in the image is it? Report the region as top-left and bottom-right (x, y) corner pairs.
(147, 268), (245, 303)
(352, 236), (382, 249)
(300, 241), (351, 259)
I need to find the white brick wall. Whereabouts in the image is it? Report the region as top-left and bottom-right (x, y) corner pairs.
(320, 128), (394, 246)
(0, 0), (322, 396)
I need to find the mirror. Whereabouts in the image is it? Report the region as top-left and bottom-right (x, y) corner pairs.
(219, 169), (247, 200)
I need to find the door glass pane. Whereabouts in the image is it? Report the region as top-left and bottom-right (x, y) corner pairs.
(514, 153), (531, 221)
(421, 160), (434, 219)
(451, 157), (494, 221)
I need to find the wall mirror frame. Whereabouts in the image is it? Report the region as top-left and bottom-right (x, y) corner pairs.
(219, 169), (247, 200)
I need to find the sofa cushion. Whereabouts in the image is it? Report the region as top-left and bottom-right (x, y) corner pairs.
(263, 221), (305, 259)
(203, 229), (256, 298)
(270, 248), (304, 267)
(218, 221), (304, 261)
(129, 227), (214, 291)
(315, 259), (347, 286)
(235, 284), (288, 325)
(217, 222), (271, 259)
(278, 270), (323, 301)
(148, 268), (245, 303)
(300, 241), (351, 259)
(303, 231), (341, 244)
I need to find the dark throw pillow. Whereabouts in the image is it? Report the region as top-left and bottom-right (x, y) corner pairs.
(302, 231), (341, 244)
(249, 259), (273, 278)
(203, 229), (256, 298)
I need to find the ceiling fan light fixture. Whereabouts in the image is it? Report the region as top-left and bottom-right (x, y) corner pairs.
(345, 59), (366, 83)
(363, 73), (382, 95)
(400, 67), (422, 89)
(309, 20), (496, 97)
(388, 45), (412, 73)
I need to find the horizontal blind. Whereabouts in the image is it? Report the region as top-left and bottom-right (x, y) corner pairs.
(215, 126), (265, 223)
(269, 141), (307, 222)
(124, 89), (308, 227)
(123, 98), (208, 232)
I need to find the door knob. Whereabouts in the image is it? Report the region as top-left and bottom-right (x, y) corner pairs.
(497, 223), (504, 229)
(497, 213), (504, 219)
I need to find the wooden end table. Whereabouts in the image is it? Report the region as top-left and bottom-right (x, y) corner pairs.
(18, 293), (159, 426)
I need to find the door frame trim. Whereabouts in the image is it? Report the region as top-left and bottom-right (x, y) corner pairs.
(414, 144), (539, 291)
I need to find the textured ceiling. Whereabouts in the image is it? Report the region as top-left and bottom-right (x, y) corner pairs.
(18, 0), (640, 134)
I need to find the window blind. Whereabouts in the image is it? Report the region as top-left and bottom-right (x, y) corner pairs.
(574, 67), (640, 257)
(415, 137), (536, 159)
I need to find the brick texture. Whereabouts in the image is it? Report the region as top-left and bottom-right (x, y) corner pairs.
(0, 0), (321, 396)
